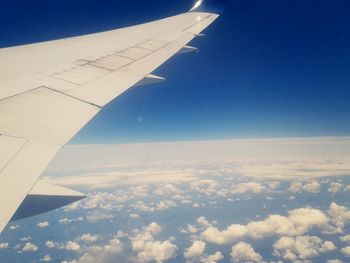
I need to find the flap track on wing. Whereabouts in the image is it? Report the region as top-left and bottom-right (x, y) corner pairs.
(177, 45), (199, 54)
(135, 74), (165, 87)
(11, 181), (85, 221)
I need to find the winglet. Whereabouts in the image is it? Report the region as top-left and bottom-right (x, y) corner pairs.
(135, 74), (166, 87)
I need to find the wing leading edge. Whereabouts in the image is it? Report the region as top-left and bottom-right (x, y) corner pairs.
(0, 8), (220, 234)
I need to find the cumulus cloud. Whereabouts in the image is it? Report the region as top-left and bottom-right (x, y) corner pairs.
(230, 242), (262, 263)
(40, 255), (52, 262)
(130, 223), (177, 263)
(79, 234), (100, 243)
(184, 241), (206, 262)
(59, 217), (83, 224)
(273, 235), (336, 261)
(76, 239), (123, 263)
(87, 213), (114, 223)
(0, 242), (9, 249)
(45, 240), (80, 251)
(203, 251), (224, 263)
(37, 221), (49, 228)
(328, 182), (344, 193)
(22, 242), (38, 252)
(200, 207), (328, 244)
(327, 202), (350, 233)
(231, 182), (266, 194)
(154, 184), (182, 196)
(289, 180), (321, 193)
(341, 246), (350, 257)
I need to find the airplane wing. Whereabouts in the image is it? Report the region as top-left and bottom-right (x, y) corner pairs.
(0, 4), (219, 233)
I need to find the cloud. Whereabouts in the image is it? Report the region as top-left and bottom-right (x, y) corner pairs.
(184, 241), (206, 262)
(327, 202), (350, 233)
(231, 182), (266, 194)
(130, 223), (177, 263)
(328, 182), (344, 193)
(200, 207), (328, 244)
(22, 242), (38, 252)
(156, 200), (176, 211)
(87, 213), (113, 223)
(289, 180), (321, 193)
(186, 224), (198, 234)
(130, 213), (140, 219)
(37, 221), (49, 228)
(40, 255), (52, 262)
(59, 217), (83, 224)
(46, 240), (80, 251)
(230, 242), (262, 263)
(273, 236), (336, 261)
(154, 184), (182, 196)
(340, 235), (350, 243)
(327, 260), (343, 263)
(76, 239), (123, 263)
(65, 241), (81, 251)
(341, 246), (350, 257)
(203, 251), (224, 263)
(0, 242), (9, 249)
(9, 224), (20, 230)
(79, 234), (100, 243)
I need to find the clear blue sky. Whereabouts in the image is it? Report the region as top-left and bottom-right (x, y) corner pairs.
(1, 0), (350, 143)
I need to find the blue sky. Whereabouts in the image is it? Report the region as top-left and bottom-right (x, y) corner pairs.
(1, 0), (350, 143)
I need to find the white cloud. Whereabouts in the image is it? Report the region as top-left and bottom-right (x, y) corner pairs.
(130, 222), (177, 263)
(40, 255), (52, 262)
(289, 180), (320, 193)
(76, 239), (123, 263)
(273, 235), (336, 261)
(328, 202), (350, 233)
(197, 217), (213, 228)
(340, 235), (350, 243)
(230, 242), (262, 263)
(203, 251), (224, 263)
(133, 201), (155, 213)
(154, 184), (182, 195)
(232, 182), (266, 194)
(9, 224), (19, 230)
(328, 182), (344, 193)
(37, 221), (49, 228)
(87, 214), (113, 223)
(156, 200), (177, 211)
(79, 234), (100, 243)
(184, 241), (206, 262)
(65, 241), (81, 251)
(327, 260), (343, 263)
(186, 224), (198, 234)
(341, 246), (350, 257)
(130, 213), (140, 219)
(0, 243), (9, 249)
(135, 240), (177, 263)
(200, 207), (328, 244)
(59, 217), (83, 224)
(22, 242), (38, 252)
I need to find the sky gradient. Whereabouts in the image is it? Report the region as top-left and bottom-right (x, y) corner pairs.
(1, 0), (350, 144)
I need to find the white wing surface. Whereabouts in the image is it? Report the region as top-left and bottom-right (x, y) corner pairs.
(0, 9), (219, 233)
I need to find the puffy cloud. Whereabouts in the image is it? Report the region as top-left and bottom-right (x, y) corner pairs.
(133, 201), (155, 213)
(87, 213), (113, 223)
(65, 241), (81, 251)
(76, 239), (123, 263)
(154, 184), (182, 195)
(130, 223), (177, 263)
(230, 242), (262, 263)
(0, 242), (9, 249)
(135, 240), (177, 263)
(37, 221), (49, 228)
(22, 242), (38, 252)
(156, 200), (177, 211)
(9, 224), (20, 230)
(232, 182), (266, 194)
(327, 260), (343, 263)
(186, 224), (198, 234)
(273, 236), (336, 261)
(79, 234), (100, 243)
(328, 182), (344, 193)
(184, 241), (206, 262)
(289, 180), (320, 193)
(201, 207), (328, 244)
(340, 235), (350, 243)
(59, 217), (83, 224)
(341, 246), (350, 257)
(203, 251), (224, 263)
(130, 213), (140, 219)
(327, 202), (350, 233)
(40, 255), (52, 262)
(197, 217), (213, 228)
